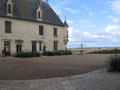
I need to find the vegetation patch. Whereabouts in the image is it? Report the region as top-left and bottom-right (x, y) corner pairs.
(43, 50), (72, 56)
(107, 54), (120, 72)
(15, 52), (41, 58)
(88, 49), (120, 54)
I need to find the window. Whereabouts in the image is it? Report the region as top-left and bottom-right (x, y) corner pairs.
(6, 0), (13, 16)
(54, 41), (58, 51)
(16, 41), (22, 52)
(38, 11), (41, 19)
(32, 41), (37, 52)
(54, 28), (57, 37)
(66, 31), (68, 38)
(5, 21), (11, 33)
(39, 25), (44, 35)
(39, 42), (42, 51)
(8, 4), (12, 14)
(37, 9), (42, 21)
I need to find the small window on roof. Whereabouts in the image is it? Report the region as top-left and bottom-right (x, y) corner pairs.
(38, 11), (41, 19)
(8, 4), (12, 14)
(7, 0), (13, 16)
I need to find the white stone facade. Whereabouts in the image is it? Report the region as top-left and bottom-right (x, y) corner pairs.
(0, 17), (67, 55)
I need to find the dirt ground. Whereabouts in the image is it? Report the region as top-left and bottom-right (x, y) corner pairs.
(0, 54), (110, 80)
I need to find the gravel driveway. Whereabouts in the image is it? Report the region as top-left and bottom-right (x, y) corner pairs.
(0, 54), (110, 80)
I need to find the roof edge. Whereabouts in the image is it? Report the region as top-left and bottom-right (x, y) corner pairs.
(0, 15), (65, 27)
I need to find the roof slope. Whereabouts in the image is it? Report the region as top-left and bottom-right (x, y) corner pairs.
(0, 0), (64, 26)
(64, 20), (69, 27)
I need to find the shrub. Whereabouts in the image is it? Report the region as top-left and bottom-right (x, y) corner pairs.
(108, 54), (120, 71)
(15, 52), (41, 58)
(43, 50), (72, 56)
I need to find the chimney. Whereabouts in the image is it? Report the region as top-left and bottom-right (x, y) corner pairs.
(39, 0), (42, 9)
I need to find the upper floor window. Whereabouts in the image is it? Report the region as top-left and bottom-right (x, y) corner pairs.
(5, 21), (11, 33)
(54, 28), (57, 37)
(39, 25), (44, 35)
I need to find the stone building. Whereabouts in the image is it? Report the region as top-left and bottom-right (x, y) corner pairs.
(0, 0), (69, 55)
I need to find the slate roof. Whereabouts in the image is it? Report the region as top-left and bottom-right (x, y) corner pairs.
(0, 0), (64, 26)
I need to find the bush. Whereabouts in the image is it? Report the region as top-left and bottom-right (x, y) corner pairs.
(15, 52), (41, 58)
(108, 54), (120, 71)
(43, 50), (72, 56)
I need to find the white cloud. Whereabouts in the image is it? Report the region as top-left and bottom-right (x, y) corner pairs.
(79, 20), (89, 23)
(109, 15), (120, 23)
(67, 20), (74, 24)
(105, 25), (120, 35)
(68, 27), (82, 42)
(59, 0), (72, 6)
(82, 5), (91, 11)
(75, 30), (80, 33)
(87, 25), (96, 28)
(68, 28), (75, 42)
(83, 32), (105, 38)
(111, 1), (120, 14)
(82, 5), (94, 18)
(51, 0), (72, 15)
(113, 18), (120, 23)
(63, 8), (80, 13)
(89, 12), (94, 17)
(100, 10), (109, 14)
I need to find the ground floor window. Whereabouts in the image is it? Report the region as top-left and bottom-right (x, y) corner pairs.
(16, 41), (22, 52)
(32, 41), (37, 52)
(54, 41), (58, 51)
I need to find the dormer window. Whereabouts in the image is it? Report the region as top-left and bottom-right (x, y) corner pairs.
(8, 4), (12, 14)
(7, 0), (13, 16)
(38, 11), (41, 19)
(37, 9), (42, 21)
(36, 0), (42, 21)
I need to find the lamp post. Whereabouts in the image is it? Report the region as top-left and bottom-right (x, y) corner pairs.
(80, 43), (83, 54)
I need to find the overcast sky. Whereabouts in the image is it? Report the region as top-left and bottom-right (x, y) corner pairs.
(45, 0), (120, 48)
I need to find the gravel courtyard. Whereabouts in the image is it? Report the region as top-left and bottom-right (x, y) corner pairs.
(0, 54), (110, 80)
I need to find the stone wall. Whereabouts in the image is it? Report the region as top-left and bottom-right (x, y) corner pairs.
(0, 17), (66, 55)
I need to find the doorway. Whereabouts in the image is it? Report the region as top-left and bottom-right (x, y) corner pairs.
(43, 46), (46, 53)
(4, 41), (11, 56)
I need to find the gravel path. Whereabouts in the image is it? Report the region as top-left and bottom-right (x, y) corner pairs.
(0, 54), (110, 80)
